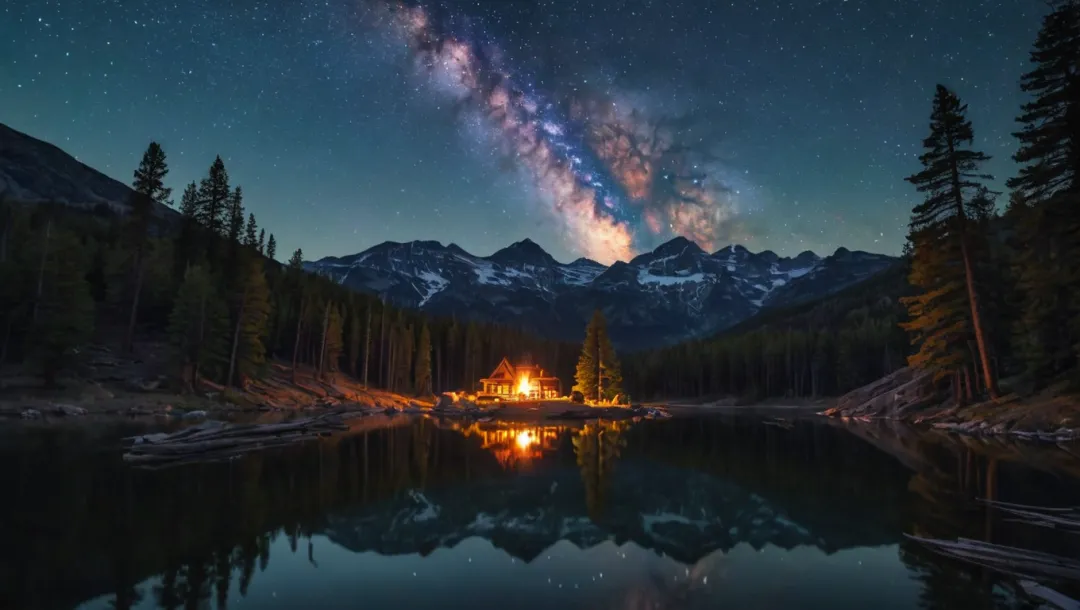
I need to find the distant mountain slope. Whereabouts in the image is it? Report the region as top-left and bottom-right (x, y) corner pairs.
(307, 236), (899, 350)
(0, 122), (176, 220)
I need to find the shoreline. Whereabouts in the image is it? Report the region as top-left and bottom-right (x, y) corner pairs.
(819, 367), (1080, 443)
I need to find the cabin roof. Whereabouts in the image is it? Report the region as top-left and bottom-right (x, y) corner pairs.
(479, 358), (558, 381)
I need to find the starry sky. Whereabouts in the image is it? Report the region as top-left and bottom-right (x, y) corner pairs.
(1, 0), (1045, 264)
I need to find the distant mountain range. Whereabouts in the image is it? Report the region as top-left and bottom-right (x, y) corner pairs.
(306, 237), (898, 349)
(0, 120), (898, 350)
(0, 122), (176, 220)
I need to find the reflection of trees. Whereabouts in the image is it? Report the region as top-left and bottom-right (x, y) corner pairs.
(0, 417), (511, 610)
(898, 438), (1080, 609)
(573, 420), (628, 522)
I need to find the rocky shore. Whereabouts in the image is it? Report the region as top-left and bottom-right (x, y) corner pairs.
(822, 367), (1080, 442)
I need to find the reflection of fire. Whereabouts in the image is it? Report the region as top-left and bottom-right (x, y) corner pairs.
(515, 430), (534, 449)
(516, 374), (532, 397)
(460, 424), (565, 469)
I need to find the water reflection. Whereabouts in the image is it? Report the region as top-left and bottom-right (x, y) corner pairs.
(0, 415), (1076, 609)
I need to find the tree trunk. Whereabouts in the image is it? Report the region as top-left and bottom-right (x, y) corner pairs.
(963, 365), (974, 404)
(362, 304), (371, 389)
(318, 302), (330, 381)
(32, 218), (52, 323)
(123, 250), (145, 354)
(194, 292), (207, 392)
(960, 236), (1000, 398)
(379, 303), (387, 388)
(0, 315), (11, 367)
(227, 285), (249, 391)
(0, 204), (10, 264)
(946, 136), (999, 399)
(291, 296), (305, 385)
(435, 344), (442, 394)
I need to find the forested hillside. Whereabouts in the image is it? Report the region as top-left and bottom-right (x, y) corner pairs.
(0, 147), (578, 398)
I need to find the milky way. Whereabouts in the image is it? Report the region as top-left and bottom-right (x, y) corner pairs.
(371, 0), (744, 263)
(1, 0), (1047, 263)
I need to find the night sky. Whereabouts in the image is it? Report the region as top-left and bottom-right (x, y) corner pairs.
(1, 0), (1044, 264)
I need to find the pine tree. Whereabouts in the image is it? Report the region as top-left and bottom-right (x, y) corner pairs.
(904, 84), (999, 398)
(123, 141), (172, 353)
(900, 226), (971, 386)
(227, 187), (245, 245)
(415, 321), (432, 396)
(244, 213), (258, 248)
(197, 156), (230, 236)
(257, 229), (266, 255)
(319, 304), (344, 382)
(1007, 0), (1080, 379)
(177, 181), (200, 272)
(266, 234), (277, 261)
(463, 321), (481, 391)
(226, 258), (272, 388)
(347, 303), (362, 378)
(574, 310), (621, 403)
(168, 265), (229, 390)
(132, 141), (172, 209)
(288, 249), (306, 383)
(29, 229), (94, 386)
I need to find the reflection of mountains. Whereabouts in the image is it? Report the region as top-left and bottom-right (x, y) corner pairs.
(324, 418), (903, 564)
(326, 465), (847, 564)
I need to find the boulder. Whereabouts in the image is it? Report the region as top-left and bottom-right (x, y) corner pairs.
(20, 408), (41, 420)
(50, 403), (88, 417)
(823, 367), (939, 419)
(434, 394), (455, 411)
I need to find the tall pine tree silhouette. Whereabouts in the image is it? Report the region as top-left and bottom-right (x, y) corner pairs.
(197, 156), (230, 237)
(125, 141), (171, 352)
(1007, 0), (1080, 380)
(905, 85), (999, 399)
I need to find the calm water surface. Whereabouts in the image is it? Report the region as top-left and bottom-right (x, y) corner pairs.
(2, 414), (1079, 610)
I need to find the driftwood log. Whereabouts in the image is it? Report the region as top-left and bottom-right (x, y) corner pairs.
(980, 499), (1080, 534)
(122, 412), (355, 468)
(904, 534), (1080, 583)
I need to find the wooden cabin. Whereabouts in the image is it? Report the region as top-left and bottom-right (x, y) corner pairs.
(479, 358), (561, 400)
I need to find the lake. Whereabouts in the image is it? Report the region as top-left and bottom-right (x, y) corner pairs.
(1, 413), (1078, 610)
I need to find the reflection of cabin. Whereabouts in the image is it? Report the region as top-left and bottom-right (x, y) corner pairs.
(479, 358), (561, 400)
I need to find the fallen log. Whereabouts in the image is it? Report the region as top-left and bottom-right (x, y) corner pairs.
(122, 413), (353, 468)
(980, 499), (1080, 534)
(1019, 580), (1080, 610)
(905, 534), (1080, 583)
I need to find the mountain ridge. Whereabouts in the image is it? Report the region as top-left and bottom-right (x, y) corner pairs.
(306, 236), (898, 350)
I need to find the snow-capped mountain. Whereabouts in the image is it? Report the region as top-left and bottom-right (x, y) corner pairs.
(306, 236), (898, 349)
(0, 122), (177, 220)
(321, 462), (896, 564)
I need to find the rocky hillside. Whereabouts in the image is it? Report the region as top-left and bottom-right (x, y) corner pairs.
(0, 122), (176, 220)
(307, 236), (898, 350)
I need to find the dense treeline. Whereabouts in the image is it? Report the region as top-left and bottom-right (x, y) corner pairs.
(628, 1), (1080, 404)
(625, 264), (911, 400)
(0, 150), (576, 397)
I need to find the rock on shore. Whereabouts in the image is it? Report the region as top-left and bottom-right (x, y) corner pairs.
(822, 367), (939, 419)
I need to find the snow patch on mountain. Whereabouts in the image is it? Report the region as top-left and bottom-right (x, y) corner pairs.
(414, 271), (448, 306)
(638, 270), (707, 286)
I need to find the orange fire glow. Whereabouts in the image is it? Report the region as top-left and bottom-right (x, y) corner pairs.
(515, 430), (535, 449)
(516, 374), (532, 397)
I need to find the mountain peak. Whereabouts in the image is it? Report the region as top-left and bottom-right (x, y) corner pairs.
(652, 236), (704, 256)
(486, 238), (558, 267)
